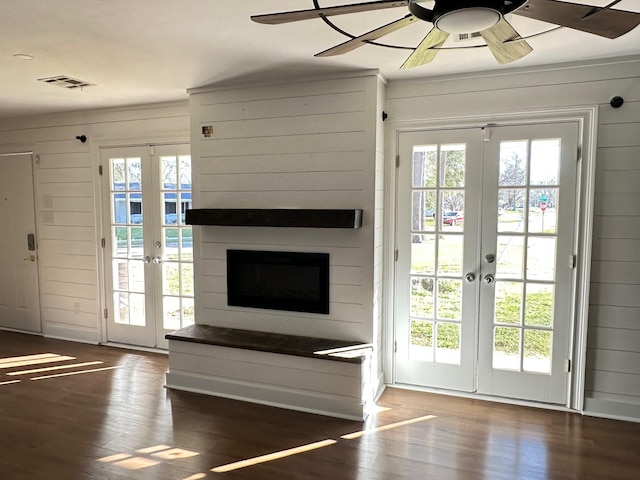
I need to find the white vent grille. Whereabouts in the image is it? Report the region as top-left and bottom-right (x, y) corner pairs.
(37, 75), (95, 89)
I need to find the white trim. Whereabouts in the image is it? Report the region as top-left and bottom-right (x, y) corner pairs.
(188, 69), (384, 95)
(392, 384), (578, 414)
(570, 107), (598, 411)
(583, 398), (640, 424)
(91, 136), (190, 344)
(44, 324), (100, 344)
(384, 106), (596, 411)
(103, 342), (168, 355)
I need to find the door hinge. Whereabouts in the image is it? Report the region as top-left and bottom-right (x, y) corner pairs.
(34, 154), (41, 165)
(394, 341), (397, 353)
(577, 145), (581, 162)
(149, 145), (154, 156)
(570, 254), (577, 269)
(104, 308), (108, 319)
(101, 238), (106, 248)
(565, 359), (571, 372)
(394, 249), (399, 262)
(98, 165), (103, 176)
(395, 155), (400, 168)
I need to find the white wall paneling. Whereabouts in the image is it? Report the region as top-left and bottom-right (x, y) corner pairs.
(385, 56), (640, 420)
(0, 102), (189, 342)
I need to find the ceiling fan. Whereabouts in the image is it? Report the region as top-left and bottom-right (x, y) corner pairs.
(251, 0), (640, 68)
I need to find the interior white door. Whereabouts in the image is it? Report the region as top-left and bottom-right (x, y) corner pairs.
(476, 122), (578, 404)
(395, 128), (483, 391)
(101, 144), (193, 348)
(0, 154), (42, 333)
(394, 121), (579, 405)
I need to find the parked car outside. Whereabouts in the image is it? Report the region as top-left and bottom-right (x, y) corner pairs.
(443, 211), (464, 226)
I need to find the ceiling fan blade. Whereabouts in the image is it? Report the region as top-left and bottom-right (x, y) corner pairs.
(315, 15), (418, 57)
(514, 0), (640, 39)
(252, 0), (408, 25)
(480, 18), (533, 64)
(400, 28), (449, 69)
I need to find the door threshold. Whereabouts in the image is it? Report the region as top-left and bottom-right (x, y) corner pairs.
(103, 342), (168, 355)
(391, 383), (577, 414)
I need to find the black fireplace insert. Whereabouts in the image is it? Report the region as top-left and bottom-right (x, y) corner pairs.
(226, 250), (330, 314)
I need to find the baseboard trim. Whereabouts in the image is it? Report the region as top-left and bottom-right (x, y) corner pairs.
(583, 398), (640, 423)
(165, 370), (366, 422)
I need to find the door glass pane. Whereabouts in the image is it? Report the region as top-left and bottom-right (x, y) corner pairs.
(180, 228), (193, 261)
(491, 135), (564, 377)
(495, 235), (524, 279)
(437, 235), (463, 275)
(412, 191), (437, 232)
(524, 284), (554, 328)
(160, 154), (193, 331)
(437, 279), (461, 320)
(410, 320), (433, 361)
(530, 139), (560, 185)
(412, 146), (437, 188)
(529, 188), (557, 234)
(411, 277), (434, 317)
(109, 157), (146, 328)
(523, 330), (552, 374)
(499, 141), (527, 186)
(494, 326), (521, 371)
(408, 141), (468, 366)
(494, 281), (522, 325)
(498, 188), (526, 232)
(436, 322), (461, 364)
(526, 237), (556, 281)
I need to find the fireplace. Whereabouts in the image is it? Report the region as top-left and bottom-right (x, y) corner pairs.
(226, 250), (330, 314)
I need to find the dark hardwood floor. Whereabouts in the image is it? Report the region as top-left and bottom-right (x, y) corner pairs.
(1, 331), (639, 480)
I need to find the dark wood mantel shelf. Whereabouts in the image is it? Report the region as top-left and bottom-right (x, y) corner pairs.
(185, 208), (362, 229)
(166, 324), (371, 364)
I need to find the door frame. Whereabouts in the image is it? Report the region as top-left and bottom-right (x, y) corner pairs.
(383, 108), (597, 411)
(92, 136), (190, 347)
(0, 151), (43, 334)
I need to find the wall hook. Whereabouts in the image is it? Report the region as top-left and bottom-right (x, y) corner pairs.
(610, 96), (624, 108)
(76, 135), (87, 143)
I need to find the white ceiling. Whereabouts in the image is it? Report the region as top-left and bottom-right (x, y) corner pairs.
(1, 0), (639, 119)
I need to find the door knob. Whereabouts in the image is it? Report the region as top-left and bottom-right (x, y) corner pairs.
(465, 273), (476, 282)
(152, 256), (163, 264)
(483, 274), (495, 284)
(23, 255), (36, 262)
(141, 256), (151, 264)
(484, 254), (496, 264)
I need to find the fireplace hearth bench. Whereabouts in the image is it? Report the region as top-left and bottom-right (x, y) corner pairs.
(164, 325), (374, 421)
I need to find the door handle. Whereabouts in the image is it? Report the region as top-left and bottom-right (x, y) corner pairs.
(152, 256), (163, 264)
(483, 274), (495, 284)
(484, 254), (496, 264)
(465, 273), (476, 282)
(141, 256), (151, 264)
(23, 255), (36, 262)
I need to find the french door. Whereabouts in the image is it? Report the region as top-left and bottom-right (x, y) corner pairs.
(101, 144), (194, 348)
(395, 121), (579, 405)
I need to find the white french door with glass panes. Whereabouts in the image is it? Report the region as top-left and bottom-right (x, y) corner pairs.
(101, 144), (194, 349)
(395, 121), (579, 405)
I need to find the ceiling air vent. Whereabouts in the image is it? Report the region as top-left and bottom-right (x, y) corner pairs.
(37, 75), (95, 89)
(453, 31), (483, 43)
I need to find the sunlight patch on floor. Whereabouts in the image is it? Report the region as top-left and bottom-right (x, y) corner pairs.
(99, 444), (199, 471)
(341, 414), (437, 439)
(211, 439), (337, 473)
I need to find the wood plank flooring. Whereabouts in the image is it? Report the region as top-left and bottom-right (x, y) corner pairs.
(0, 330), (639, 480)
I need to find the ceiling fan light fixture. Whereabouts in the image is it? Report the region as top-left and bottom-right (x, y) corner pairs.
(435, 8), (501, 34)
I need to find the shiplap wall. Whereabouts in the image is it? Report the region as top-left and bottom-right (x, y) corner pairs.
(189, 73), (383, 347)
(385, 56), (640, 421)
(0, 102), (189, 343)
